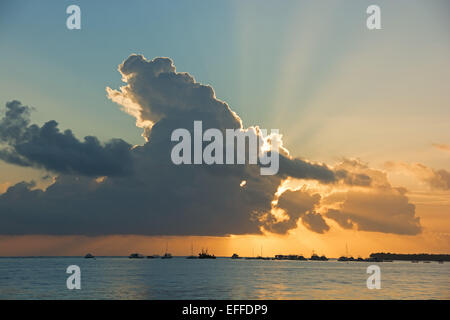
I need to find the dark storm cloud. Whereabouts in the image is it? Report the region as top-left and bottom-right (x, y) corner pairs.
(278, 155), (336, 183)
(301, 212), (330, 234)
(0, 55), (421, 236)
(0, 101), (133, 176)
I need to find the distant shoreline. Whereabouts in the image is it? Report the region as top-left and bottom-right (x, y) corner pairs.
(370, 253), (450, 262)
(0, 253), (449, 261)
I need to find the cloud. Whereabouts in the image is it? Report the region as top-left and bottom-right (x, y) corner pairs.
(277, 156), (337, 183)
(0, 55), (421, 236)
(325, 188), (421, 235)
(302, 212), (330, 234)
(106, 54), (242, 139)
(323, 160), (421, 235)
(385, 161), (450, 191)
(433, 143), (450, 153)
(0, 101), (133, 176)
(265, 189), (322, 233)
(270, 189), (330, 234)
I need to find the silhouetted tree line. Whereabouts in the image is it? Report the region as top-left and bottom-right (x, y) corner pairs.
(370, 252), (450, 261)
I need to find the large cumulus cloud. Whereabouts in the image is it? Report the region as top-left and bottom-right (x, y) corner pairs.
(0, 55), (421, 236)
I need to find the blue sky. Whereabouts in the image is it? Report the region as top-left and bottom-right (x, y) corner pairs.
(0, 1), (449, 157)
(1, 0), (449, 180)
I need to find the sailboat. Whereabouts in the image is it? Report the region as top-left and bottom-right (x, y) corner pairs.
(338, 244), (354, 262)
(255, 245), (271, 260)
(161, 241), (173, 259)
(186, 242), (197, 259)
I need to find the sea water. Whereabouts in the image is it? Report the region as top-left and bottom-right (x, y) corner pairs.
(0, 257), (448, 299)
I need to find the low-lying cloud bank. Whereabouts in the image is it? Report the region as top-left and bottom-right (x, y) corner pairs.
(0, 55), (421, 236)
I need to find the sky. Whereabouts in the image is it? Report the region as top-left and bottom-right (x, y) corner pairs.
(0, 0), (449, 257)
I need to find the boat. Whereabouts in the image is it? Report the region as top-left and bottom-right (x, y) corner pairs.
(338, 244), (353, 262)
(365, 257), (382, 262)
(198, 249), (216, 259)
(161, 241), (173, 259)
(231, 253), (241, 259)
(147, 255), (159, 259)
(310, 251), (328, 261)
(338, 256), (350, 261)
(84, 253), (95, 259)
(129, 253), (144, 259)
(255, 246), (271, 260)
(186, 243), (197, 259)
(309, 252), (321, 261)
(274, 255), (307, 261)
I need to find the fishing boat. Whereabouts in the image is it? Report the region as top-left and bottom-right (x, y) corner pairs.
(84, 253), (95, 259)
(231, 253), (241, 259)
(129, 253), (144, 259)
(198, 249), (216, 259)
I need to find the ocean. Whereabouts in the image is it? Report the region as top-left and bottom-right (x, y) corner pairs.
(0, 257), (448, 299)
